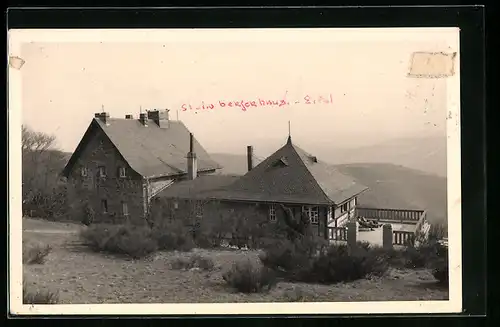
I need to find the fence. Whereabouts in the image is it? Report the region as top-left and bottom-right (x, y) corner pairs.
(356, 207), (425, 223)
(393, 230), (416, 246)
(327, 223), (418, 248)
(328, 226), (348, 241)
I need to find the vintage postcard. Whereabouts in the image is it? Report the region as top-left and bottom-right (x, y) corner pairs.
(8, 27), (461, 315)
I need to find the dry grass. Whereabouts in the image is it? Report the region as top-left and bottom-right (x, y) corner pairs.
(21, 218), (449, 304)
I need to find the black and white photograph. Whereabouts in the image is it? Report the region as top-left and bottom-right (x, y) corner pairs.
(8, 27), (461, 315)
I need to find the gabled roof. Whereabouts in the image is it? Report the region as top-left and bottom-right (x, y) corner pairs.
(160, 137), (368, 205)
(62, 117), (221, 178)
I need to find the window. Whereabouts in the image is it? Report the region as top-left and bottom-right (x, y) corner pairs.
(327, 206), (333, 221)
(122, 202), (129, 216)
(81, 167), (88, 177)
(173, 201), (179, 209)
(194, 201), (203, 218)
(101, 199), (108, 214)
(341, 203), (348, 213)
(98, 166), (107, 177)
(302, 206), (319, 224)
(118, 167), (127, 178)
(268, 204), (277, 222)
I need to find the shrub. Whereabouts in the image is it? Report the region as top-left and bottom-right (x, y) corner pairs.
(23, 282), (59, 304)
(309, 243), (389, 284)
(259, 238), (315, 281)
(80, 223), (158, 259)
(432, 258), (449, 285)
(170, 254), (215, 271)
(81, 203), (95, 226)
(23, 242), (52, 265)
(401, 239), (448, 269)
(223, 260), (277, 293)
(152, 221), (195, 252)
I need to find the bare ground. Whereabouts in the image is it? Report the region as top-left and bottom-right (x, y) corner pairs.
(21, 218), (449, 304)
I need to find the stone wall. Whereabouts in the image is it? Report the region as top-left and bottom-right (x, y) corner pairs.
(65, 127), (145, 224)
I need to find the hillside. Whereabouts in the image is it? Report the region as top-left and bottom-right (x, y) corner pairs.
(323, 136), (447, 178)
(211, 153), (447, 224)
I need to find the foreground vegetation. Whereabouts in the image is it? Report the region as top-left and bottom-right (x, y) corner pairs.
(23, 217), (448, 303)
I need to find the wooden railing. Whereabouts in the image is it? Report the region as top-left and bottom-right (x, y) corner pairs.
(356, 207), (425, 223)
(328, 226), (347, 241)
(393, 230), (415, 246)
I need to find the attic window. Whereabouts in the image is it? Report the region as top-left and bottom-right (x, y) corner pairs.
(272, 156), (289, 167)
(98, 166), (107, 177)
(81, 167), (88, 177)
(118, 167), (127, 178)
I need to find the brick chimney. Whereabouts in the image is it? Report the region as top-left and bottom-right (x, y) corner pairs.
(94, 112), (110, 124)
(139, 113), (148, 126)
(147, 109), (170, 128)
(247, 145), (254, 172)
(187, 133), (197, 180)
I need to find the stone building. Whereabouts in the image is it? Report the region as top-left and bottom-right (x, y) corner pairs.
(61, 109), (220, 223)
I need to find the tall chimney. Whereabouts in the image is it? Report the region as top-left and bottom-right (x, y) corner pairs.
(247, 145), (254, 172)
(147, 109), (170, 128)
(94, 112), (110, 124)
(187, 133), (197, 180)
(139, 113), (148, 126)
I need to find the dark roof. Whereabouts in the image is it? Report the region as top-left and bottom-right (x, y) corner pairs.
(62, 117), (221, 178)
(156, 175), (241, 199)
(158, 137), (368, 205)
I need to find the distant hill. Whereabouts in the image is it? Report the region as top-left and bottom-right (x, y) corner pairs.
(210, 153), (447, 224)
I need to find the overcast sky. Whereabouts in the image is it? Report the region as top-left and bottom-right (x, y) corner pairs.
(19, 28), (457, 155)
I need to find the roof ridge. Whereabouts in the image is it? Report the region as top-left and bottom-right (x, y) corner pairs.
(286, 142), (333, 204)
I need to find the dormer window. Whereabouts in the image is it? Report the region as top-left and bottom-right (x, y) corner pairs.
(309, 156), (318, 163)
(98, 166), (107, 177)
(271, 156), (289, 168)
(81, 167), (88, 177)
(118, 167), (127, 178)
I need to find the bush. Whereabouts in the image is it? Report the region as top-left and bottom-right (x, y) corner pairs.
(152, 221), (195, 252)
(259, 238), (315, 281)
(170, 254), (215, 271)
(223, 260), (277, 293)
(309, 243), (389, 284)
(432, 258), (449, 285)
(23, 242), (52, 265)
(401, 239), (448, 269)
(81, 203), (95, 226)
(80, 223), (158, 259)
(23, 282), (59, 304)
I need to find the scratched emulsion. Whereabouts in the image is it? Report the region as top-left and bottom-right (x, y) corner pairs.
(407, 52), (457, 78)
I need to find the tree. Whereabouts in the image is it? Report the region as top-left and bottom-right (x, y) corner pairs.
(22, 125), (67, 219)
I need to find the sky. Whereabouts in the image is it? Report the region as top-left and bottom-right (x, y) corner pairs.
(18, 28), (457, 156)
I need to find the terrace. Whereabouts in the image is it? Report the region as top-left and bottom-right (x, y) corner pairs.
(327, 207), (430, 247)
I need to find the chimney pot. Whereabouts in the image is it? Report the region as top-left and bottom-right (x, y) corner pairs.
(247, 145), (254, 172)
(147, 109), (170, 128)
(139, 113), (148, 126)
(95, 112), (110, 124)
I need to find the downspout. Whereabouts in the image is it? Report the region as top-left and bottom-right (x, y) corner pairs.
(143, 177), (150, 219)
